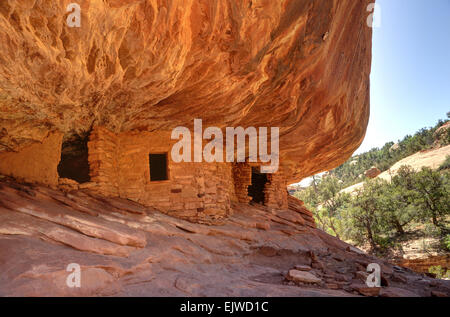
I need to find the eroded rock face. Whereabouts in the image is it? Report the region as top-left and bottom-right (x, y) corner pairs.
(0, 0), (372, 182)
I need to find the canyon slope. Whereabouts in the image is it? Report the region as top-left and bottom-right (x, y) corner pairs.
(0, 0), (372, 182)
(1, 178), (449, 297)
(341, 144), (450, 195)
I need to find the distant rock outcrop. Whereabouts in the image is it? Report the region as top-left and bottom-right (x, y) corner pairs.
(364, 167), (381, 179)
(434, 122), (450, 147)
(390, 143), (400, 152)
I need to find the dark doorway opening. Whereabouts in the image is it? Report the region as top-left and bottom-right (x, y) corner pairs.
(57, 134), (90, 183)
(248, 167), (267, 205)
(149, 153), (168, 181)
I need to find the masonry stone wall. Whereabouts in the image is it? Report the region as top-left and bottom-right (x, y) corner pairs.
(87, 127), (235, 221)
(87, 127), (289, 220)
(232, 163), (288, 209)
(233, 163), (252, 204)
(0, 125), (291, 222)
(88, 127), (119, 196)
(264, 170), (289, 210)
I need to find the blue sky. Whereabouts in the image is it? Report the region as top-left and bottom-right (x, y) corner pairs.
(356, 0), (450, 154)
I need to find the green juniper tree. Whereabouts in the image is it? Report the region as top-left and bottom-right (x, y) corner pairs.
(411, 167), (450, 234)
(347, 180), (385, 250)
(376, 181), (415, 236)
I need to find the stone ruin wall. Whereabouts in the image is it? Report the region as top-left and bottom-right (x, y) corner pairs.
(0, 126), (290, 221)
(87, 127), (236, 221)
(233, 163), (252, 204)
(88, 127), (120, 197)
(265, 171), (289, 210)
(233, 163), (288, 210)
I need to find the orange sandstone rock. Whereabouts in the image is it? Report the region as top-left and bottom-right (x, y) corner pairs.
(364, 167), (381, 179)
(0, 0), (372, 183)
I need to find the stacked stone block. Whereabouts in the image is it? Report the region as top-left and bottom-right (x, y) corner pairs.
(88, 127), (119, 196)
(264, 170), (289, 209)
(232, 163), (252, 203)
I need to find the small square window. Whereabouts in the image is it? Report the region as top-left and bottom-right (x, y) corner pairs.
(149, 153), (168, 181)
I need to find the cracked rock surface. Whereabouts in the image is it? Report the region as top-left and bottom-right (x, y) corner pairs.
(0, 179), (448, 297)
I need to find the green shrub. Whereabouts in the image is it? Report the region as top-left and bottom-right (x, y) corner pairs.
(429, 266), (450, 280)
(442, 234), (450, 251)
(438, 156), (450, 171)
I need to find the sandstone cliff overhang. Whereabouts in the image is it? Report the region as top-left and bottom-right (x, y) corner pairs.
(0, 0), (372, 183)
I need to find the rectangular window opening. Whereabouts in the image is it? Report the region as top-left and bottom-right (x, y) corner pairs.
(149, 153), (168, 181)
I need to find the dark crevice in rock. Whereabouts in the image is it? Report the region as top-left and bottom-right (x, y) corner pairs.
(57, 132), (91, 184)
